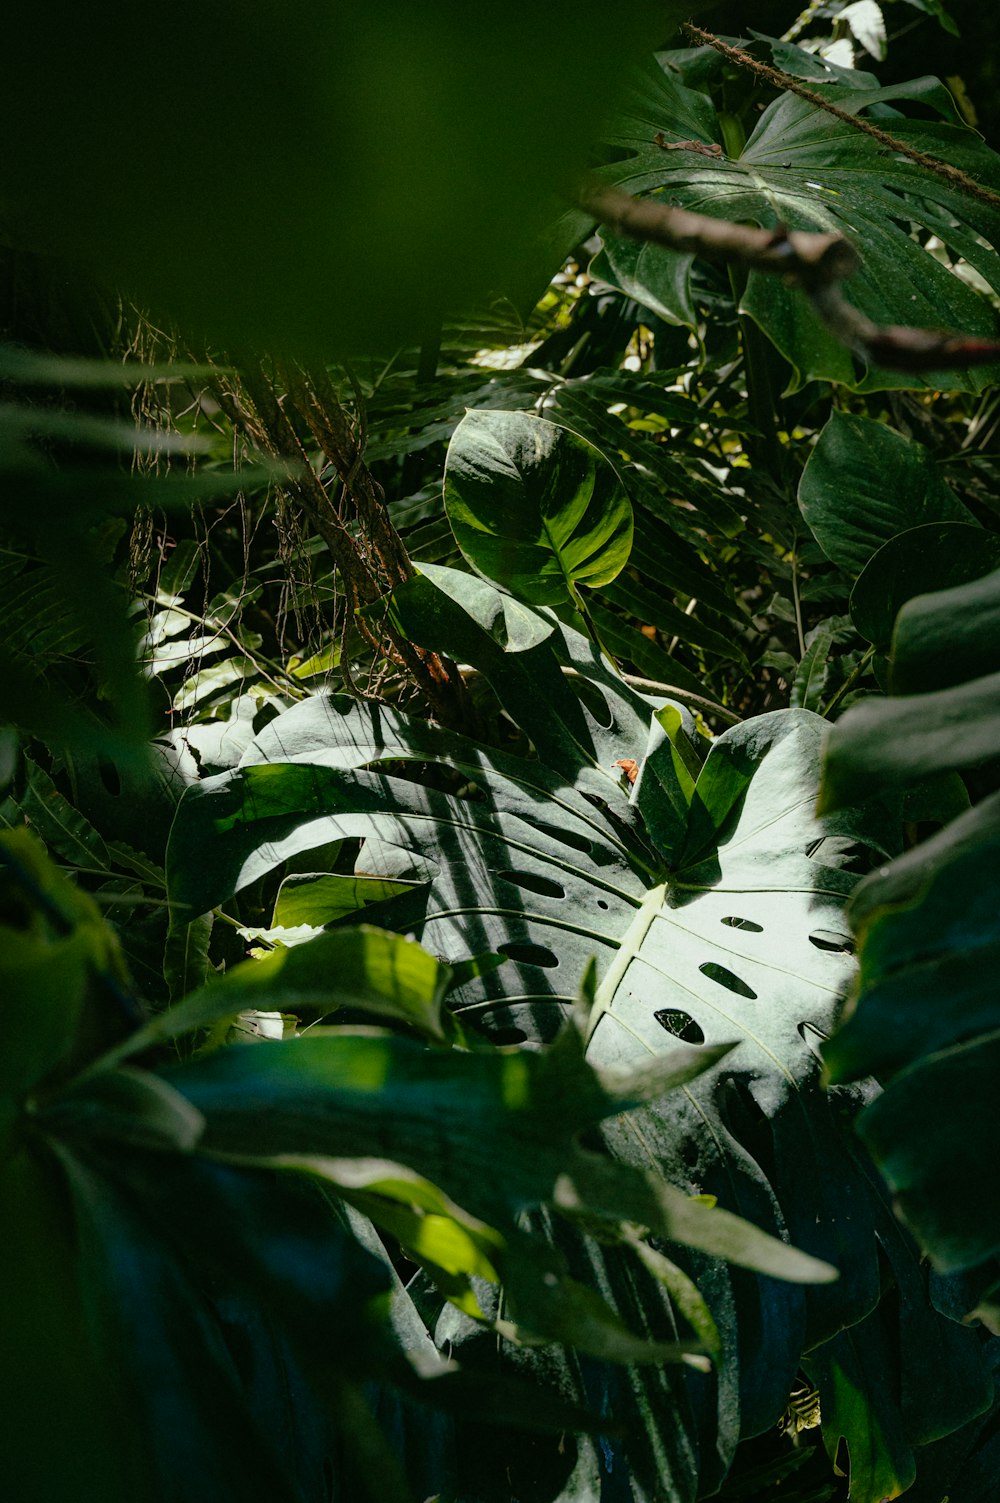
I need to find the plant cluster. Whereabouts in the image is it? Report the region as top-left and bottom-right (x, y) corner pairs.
(3, 7), (1000, 1502)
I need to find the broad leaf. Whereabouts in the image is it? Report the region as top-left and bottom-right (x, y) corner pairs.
(849, 523), (1000, 653)
(891, 563), (1000, 695)
(821, 674), (1000, 810)
(107, 926), (455, 1058)
(799, 413), (973, 577)
(6, 6), (676, 355)
(444, 410), (633, 605)
(822, 568), (1000, 1280)
(166, 585), (993, 1499)
(595, 58), (1000, 390)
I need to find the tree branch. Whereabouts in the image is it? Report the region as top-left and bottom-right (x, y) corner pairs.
(682, 23), (1000, 214)
(576, 179), (1000, 375)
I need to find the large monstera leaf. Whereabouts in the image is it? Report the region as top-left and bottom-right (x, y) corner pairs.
(593, 43), (1000, 391)
(166, 568), (994, 1500)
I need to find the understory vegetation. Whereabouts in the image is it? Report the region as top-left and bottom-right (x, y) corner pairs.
(3, 4), (1000, 1500)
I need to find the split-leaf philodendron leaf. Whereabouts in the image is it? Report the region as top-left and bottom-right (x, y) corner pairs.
(166, 566), (993, 1502)
(593, 42), (1000, 391)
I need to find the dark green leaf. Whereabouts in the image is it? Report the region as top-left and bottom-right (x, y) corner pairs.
(799, 413), (972, 577)
(891, 563), (1000, 694)
(598, 65), (1000, 391)
(444, 411), (633, 605)
(821, 670), (1000, 811)
(850, 524), (1000, 652)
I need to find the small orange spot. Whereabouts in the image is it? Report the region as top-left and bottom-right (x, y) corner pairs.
(615, 759), (639, 785)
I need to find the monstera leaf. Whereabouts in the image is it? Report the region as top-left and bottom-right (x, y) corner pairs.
(593, 43), (1000, 391)
(9, 828), (724, 1502)
(166, 567), (993, 1501)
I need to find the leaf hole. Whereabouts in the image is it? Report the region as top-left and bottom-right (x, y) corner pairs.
(498, 870), (566, 900)
(597, 898), (609, 911)
(654, 1009), (705, 1044)
(489, 1026), (529, 1046)
(797, 1021), (828, 1060)
(532, 822), (592, 855)
(573, 676), (614, 729)
(721, 915), (763, 933)
(98, 757), (122, 796)
(808, 930), (853, 954)
(497, 941), (560, 969)
(699, 963), (757, 999)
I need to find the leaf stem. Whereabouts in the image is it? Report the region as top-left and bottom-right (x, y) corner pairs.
(790, 548), (806, 660)
(821, 645), (875, 719)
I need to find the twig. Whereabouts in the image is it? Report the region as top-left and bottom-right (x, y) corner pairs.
(682, 23), (1000, 213)
(618, 672), (741, 725)
(580, 179), (857, 286)
(577, 180), (1000, 374)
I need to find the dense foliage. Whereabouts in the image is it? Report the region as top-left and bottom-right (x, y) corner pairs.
(4, 5), (1000, 1501)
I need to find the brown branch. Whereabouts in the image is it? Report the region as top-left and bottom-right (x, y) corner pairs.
(216, 361), (474, 725)
(578, 179), (1000, 374)
(580, 180), (857, 286)
(682, 24), (1000, 213)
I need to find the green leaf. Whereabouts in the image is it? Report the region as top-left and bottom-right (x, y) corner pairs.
(601, 575), (750, 666)
(165, 676), (940, 1496)
(273, 870), (424, 928)
(820, 670), (1000, 811)
(799, 413), (972, 577)
(824, 799), (1000, 1084)
(164, 1023), (830, 1288)
(849, 523), (1000, 652)
(5, 6), (672, 356)
(0, 1148), (151, 1503)
(383, 565), (663, 786)
(804, 1309), (917, 1503)
(17, 751), (113, 871)
(163, 911), (215, 1003)
(891, 563), (1000, 694)
(591, 232), (696, 326)
(110, 926), (453, 1061)
(380, 559), (554, 654)
(857, 1031), (1000, 1272)
(586, 597), (711, 697)
(444, 410), (633, 605)
(790, 622), (838, 712)
(48, 1145), (345, 1503)
(598, 64), (1000, 391)
(821, 564), (1000, 1285)
(42, 1067), (206, 1152)
(0, 828), (128, 1106)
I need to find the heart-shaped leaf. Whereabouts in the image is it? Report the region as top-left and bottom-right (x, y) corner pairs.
(444, 410), (633, 605)
(799, 413), (973, 577)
